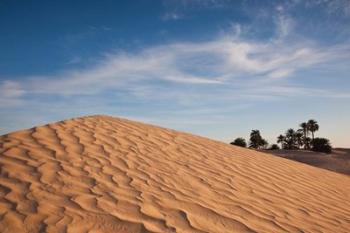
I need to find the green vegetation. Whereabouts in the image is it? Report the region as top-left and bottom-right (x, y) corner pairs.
(230, 119), (332, 154)
(311, 138), (332, 153)
(268, 144), (280, 150)
(276, 119), (331, 153)
(249, 130), (268, 149)
(307, 119), (319, 141)
(230, 137), (247, 147)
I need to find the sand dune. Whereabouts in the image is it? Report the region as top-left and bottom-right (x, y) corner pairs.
(0, 115), (349, 233)
(263, 149), (350, 176)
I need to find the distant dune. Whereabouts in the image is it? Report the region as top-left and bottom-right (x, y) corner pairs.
(0, 115), (350, 233)
(263, 149), (350, 176)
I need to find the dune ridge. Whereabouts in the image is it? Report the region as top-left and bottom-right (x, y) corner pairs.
(0, 115), (349, 233)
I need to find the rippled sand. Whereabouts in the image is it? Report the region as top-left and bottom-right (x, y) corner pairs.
(0, 115), (349, 232)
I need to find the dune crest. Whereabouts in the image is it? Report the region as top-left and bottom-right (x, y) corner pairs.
(0, 115), (349, 233)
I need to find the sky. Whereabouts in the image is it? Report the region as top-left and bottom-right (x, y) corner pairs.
(0, 0), (350, 147)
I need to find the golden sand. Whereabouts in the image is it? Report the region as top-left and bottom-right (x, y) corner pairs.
(0, 115), (349, 232)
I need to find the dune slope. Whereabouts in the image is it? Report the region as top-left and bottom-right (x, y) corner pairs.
(0, 115), (349, 233)
(263, 149), (350, 176)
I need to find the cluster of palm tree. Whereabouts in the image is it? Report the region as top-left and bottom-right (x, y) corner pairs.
(276, 119), (330, 153)
(230, 119), (332, 153)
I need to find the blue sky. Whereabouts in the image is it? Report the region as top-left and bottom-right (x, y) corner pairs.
(1, 0), (350, 147)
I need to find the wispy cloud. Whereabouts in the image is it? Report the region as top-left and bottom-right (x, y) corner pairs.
(305, 0), (350, 17)
(275, 5), (294, 39)
(1, 1), (350, 113)
(2, 30), (348, 101)
(0, 81), (25, 98)
(161, 12), (183, 21)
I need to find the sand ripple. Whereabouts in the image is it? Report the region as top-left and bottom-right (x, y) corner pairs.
(0, 115), (349, 232)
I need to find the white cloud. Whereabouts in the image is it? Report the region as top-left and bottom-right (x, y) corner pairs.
(161, 12), (183, 21)
(275, 11), (294, 39)
(267, 69), (293, 79)
(1, 22), (349, 103)
(306, 0), (350, 17)
(0, 81), (25, 98)
(67, 56), (82, 64)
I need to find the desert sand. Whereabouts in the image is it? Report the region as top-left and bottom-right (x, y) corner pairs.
(264, 149), (350, 176)
(0, 115), (349, 233)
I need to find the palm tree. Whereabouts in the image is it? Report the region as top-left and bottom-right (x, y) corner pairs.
(299, 122), (309, 149)
(285, 128), (297, 149)
(249, 130), (262, 149)
(307, 119), (319, 141)
(277, 134), (285, 149)
(249, 130), (267, 149)
(304, 137), (312, 150)
(295, 129), (304, 149)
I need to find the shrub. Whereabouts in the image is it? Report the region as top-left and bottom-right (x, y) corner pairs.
(230, 137), (247, 147)
(269, 144), (280, 150)
(311, 137), (332, 154)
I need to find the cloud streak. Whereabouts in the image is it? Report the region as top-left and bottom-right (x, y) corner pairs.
(1, 29), (349, 101)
